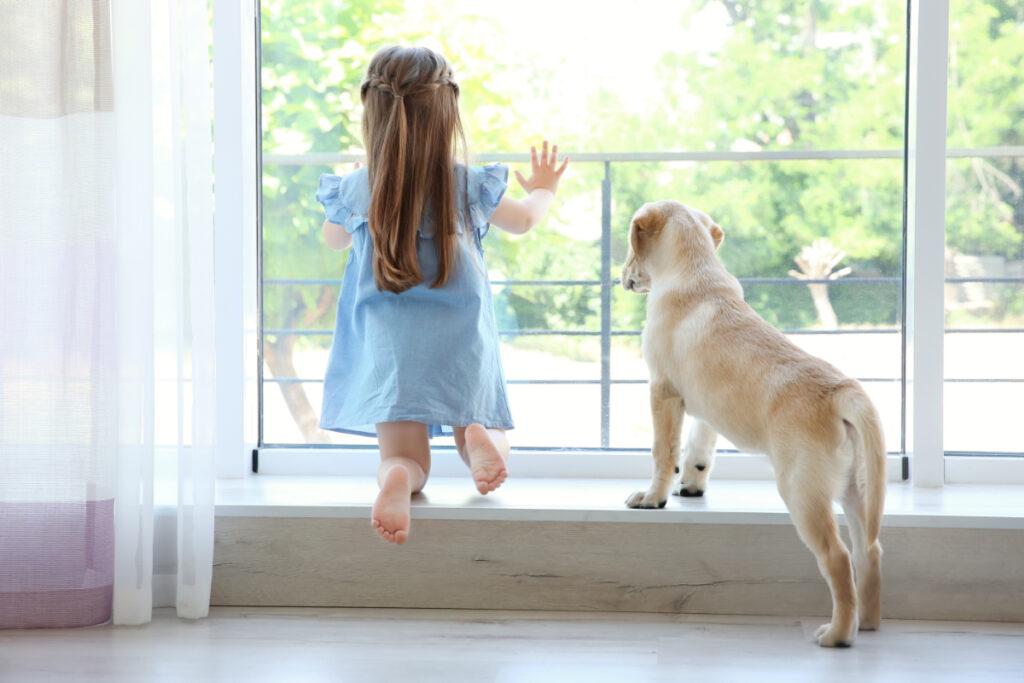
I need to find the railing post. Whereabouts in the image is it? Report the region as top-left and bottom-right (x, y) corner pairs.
(601, 161), (612, 448)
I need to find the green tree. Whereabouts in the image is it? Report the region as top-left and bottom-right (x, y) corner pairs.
(261, 0), (405, 441)
(947, 0), (1024, 260)
(611, 0), (908, 330)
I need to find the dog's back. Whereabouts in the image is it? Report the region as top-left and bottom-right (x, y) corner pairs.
(662, 274), (862, 460)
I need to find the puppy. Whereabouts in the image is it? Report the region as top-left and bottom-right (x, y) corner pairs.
(621, 200), (885, 647)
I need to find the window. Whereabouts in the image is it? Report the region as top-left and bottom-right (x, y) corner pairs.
(258, 0), (906, 456)
(255, 1), (1022, 476)
(944, 0), (1024, 456)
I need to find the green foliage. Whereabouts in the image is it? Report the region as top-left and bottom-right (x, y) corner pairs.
(260, 0), (404, 347)
(601, 1), (911, 332)
(261, 0), (1024, 346)
(947, 0), (1024, 261)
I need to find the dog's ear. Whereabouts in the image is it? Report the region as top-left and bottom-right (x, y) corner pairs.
(630, 207), (661, 256)
(633, 212), (659, 235)
(710, 223), (724, 250)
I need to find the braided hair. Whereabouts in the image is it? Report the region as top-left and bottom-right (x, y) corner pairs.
(360, 46), (468, 293)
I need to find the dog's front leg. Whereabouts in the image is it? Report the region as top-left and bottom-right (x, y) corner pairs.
(676, 418), (719, 497)
(626, 382), (684, 509)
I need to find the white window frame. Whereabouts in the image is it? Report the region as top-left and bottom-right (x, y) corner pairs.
(904, 0), (948, 487)
(212, 0), (1024, 486)
(211, 0), (258, 479)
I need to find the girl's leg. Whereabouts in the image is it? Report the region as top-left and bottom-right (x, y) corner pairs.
(453, 424), (509, 495)
(373, 421), (431, 545)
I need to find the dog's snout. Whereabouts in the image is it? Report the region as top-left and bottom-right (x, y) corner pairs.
(623, 277), (635, 291)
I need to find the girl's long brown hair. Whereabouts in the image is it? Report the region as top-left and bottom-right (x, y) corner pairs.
(361, 46), (468, 293)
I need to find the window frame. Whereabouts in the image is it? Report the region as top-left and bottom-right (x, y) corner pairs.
(215, 0), (1024, 486)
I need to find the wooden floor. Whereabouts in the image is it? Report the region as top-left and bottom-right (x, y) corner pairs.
(2, 607), (1023, 682)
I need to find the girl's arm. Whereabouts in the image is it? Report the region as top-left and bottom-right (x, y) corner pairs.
(489, 190), (554, 235)
(323, 220), (353, 250)
(489, 140), (569, 235)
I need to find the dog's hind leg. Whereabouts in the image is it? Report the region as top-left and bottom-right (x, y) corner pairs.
(837, 394), (886, 631)
(676, 418), (718, 497)
(626, 381), (684, 509)
(777, 471), (858, 647)
(841, 480), (883, 631)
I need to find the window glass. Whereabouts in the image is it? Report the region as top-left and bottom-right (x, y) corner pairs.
(944, 1), (1024, 454)
(259, 0), (907, 453)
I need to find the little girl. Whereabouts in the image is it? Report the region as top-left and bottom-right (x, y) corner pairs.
(315, 45), (568, 545)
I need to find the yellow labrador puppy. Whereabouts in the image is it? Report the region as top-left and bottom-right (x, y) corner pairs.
(621, 200), (886, 648)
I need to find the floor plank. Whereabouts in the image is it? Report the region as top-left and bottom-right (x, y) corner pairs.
(2, 607), (1023, 682)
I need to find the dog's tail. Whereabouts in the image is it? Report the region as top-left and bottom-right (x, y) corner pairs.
(836, 383), (886, 543)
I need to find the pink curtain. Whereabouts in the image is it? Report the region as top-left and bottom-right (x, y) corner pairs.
(0, 0), (117, 628)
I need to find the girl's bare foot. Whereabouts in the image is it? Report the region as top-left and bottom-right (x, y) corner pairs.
(465, 423), (508, 494)
(372, 465), (412, 545)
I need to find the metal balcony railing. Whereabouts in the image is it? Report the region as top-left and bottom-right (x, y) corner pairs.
(260, 150), (1024, 450)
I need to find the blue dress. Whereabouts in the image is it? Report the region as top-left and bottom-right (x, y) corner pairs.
(315, 164), (514, 438)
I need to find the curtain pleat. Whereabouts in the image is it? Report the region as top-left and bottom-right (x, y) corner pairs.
(111, 0), (215, 625)
(1, 0), (216, 629)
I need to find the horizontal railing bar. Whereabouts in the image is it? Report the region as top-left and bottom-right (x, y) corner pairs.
(764, 329), (901, 335)
(259, 329), (619, 337)
(944, 277), (1024, 284)
(261, 378), (645, 385)
(261, 329), (608, 337)
(265, 278), (343, 285)
(946, 146), (1024, 158)
(263, 327), (1024, 337)
(741, 277), (901, 285)
(508, 379), (644, 385)
(942, 378), (1024, 383)
(256, 276), (1023, 287)
(264, 277), (903, 286)
(260, 278), (605, 287)
(266, 151), (901, 165)
(259, 442), (660, 453)
(265, 329), (333, 335)
(945, 328), (1024, 334)
(492, 280), (602, 286)
(262, 146), (1024, 166)
(261, 278), (605, 287)
(262, 328), (904, 337)
(497, 330), (603, 336)
(263, 376), (932, 385)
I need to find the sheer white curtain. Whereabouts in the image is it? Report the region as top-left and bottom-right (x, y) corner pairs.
(110, 0), (216, 624)
(0, 0), (215, 628)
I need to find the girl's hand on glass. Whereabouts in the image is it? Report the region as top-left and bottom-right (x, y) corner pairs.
(514, 140), (569, 194)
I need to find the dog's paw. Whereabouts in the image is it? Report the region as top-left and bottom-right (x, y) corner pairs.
(625, 490), (667, 509)
(673, 484), (705, 497)
(858, 618), (880, 632)
(814, 623), (855, 648)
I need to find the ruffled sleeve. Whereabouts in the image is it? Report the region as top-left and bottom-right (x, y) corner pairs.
(467, 163), (508, 240)
(316, 170), (369, 234)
